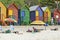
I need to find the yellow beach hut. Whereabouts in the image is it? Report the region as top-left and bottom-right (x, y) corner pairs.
(0, 2), (7, 20)
(41, 7), (51, 24)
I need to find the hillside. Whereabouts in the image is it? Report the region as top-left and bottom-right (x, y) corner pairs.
(0, 0), (60, 9)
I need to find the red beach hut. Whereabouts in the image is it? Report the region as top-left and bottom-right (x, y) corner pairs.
(8, 3), (18, 21)
(53, 8), (60, 24)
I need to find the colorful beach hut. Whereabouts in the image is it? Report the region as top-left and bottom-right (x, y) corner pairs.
(53, 8), (60, 24)
(30, 5), (45, 25)
(0, 2), (7, 21)
(7, 3), (20, 25)
(0, 2), (7, 26)
(20, 5), (30, 25)
(8, 3), (18, 22)
(41, 7), (51, 24)
(29, 5), (43, 22)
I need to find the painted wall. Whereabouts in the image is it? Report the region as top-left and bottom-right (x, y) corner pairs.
(0, 2), (7, 20)
(37, 7), (43, 21)
(18, 9), (21, 25)
(30, 11), (35, 22)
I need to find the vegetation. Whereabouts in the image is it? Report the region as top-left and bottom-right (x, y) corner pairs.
(0, 0), (60, 9)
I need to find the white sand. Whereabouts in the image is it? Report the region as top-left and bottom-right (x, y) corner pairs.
(0, 30), (60, 40)
(0, 25), (60, 40)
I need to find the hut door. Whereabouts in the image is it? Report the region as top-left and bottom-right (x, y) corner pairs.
(0, 7), (1, 19)
(36, 10), (39, 20)
(8, 10), (13, 17)
(44, 12), (48, 22)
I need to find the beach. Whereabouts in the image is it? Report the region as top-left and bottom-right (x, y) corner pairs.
(0, 25), (60, 40)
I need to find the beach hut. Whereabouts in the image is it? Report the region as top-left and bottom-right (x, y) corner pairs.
(30, 5), (45, 25)
(29, 5), (43, 22)
(0, 2), (7, 21)
(53, 8), (60, 24)
(20, 5), (30, 25)
(0, 2), (7, 26)
(8, 3), (18, 23)
(41, 7), (51, 24)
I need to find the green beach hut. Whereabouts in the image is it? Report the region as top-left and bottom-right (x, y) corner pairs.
(20, 5), (30, 25)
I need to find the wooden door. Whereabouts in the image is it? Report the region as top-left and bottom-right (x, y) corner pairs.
(44, 12), (48, 22)
(36, 10), (39, 20)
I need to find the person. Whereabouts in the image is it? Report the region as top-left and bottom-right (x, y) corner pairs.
(33, 27), (38, 32)
(10, 25), (14, 31)
(0, 25), (2, 31)
(51, 17), (54, 25)
(27, 27), (33, 32)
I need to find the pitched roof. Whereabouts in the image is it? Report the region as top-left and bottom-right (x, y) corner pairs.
(29, 5), (39, 11)
(8, 3), (18, 10)
(41, 7), (47, 11)
(0, 2), (6, 8)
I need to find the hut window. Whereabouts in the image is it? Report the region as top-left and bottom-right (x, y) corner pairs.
(21, 11), (25, 20)
(8, 10), (13, 17)
(21, 11), (25, 17)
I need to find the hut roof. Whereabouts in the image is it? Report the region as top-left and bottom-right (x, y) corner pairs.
(8, 3), (18, 10)
(29, 5), (39, 11)
(0, 2), (7, 8)
(41, 7), (47, 11)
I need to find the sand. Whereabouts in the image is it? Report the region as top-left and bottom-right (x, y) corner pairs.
(0, 30), (60, 40)
(0, 25), (60, 40)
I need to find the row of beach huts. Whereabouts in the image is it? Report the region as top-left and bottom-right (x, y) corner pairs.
(0, 2), (60, 26)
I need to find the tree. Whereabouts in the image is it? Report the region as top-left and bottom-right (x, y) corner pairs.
(24, 0), (39, 6)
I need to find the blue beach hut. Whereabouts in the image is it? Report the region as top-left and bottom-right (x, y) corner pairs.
(29, 5), (43, 22)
